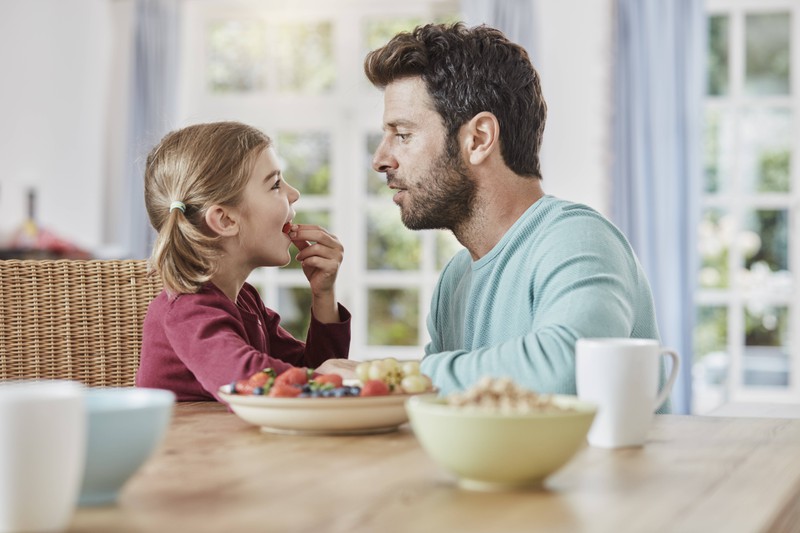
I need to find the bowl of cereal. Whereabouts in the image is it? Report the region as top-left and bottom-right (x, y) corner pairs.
(405, 377), (597, 491)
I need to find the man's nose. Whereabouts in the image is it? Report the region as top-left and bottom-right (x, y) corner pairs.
(371, 137), (397, 173)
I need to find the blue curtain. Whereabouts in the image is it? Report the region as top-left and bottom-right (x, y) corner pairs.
(125, 0), (180, 259)
(611, 0), (705, 414)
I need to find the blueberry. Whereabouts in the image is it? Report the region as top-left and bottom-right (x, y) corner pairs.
(252, 387), (265, 395)
(229, 381), (238, 394)
(301, 384), (313, 393)
(299, 392), (311, 398)
(333, 388), (347, 397)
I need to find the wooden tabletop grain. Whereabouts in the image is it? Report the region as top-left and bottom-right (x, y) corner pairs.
(68, 402), (800, 533)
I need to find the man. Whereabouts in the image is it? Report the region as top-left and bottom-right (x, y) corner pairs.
(365, 22), (663, 402)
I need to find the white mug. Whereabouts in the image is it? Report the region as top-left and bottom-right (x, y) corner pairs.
(0, 381), (86, 533)
(575, 338), (679, 448)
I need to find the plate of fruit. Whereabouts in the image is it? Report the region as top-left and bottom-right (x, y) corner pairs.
(218, 358), (437, 435)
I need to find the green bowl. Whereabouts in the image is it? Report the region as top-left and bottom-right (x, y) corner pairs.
(405, 394), (597, 491)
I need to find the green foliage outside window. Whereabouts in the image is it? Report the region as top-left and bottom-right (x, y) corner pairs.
(745, 13), (790, 96)
(367, 207), (420, 270)
(368, 289), (419, 345)
(757, 149), (790, 193)
(277, 132), (330, 195)
(707, 15), (729, 96)
(277, 287), (312, 341)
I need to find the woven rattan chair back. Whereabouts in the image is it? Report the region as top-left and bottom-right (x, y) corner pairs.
(0, 259), (162, 387)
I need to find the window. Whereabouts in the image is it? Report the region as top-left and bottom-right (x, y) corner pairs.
(179, 0), (459, 361)
(695, 0), (798, 412)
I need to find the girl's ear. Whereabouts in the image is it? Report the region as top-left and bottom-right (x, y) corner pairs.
(463, 111), (500, 166)
(204, 205), (239, 237)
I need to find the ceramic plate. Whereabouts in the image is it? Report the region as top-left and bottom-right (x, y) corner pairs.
(218, 384), (437, 435)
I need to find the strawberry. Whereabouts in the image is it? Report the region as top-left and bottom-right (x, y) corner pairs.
(268, 383), (302, 397)
(274, 367), (309, 387)
(360, 379), (390, 397)
(247, 372), (272, 388)
(234, 379), (254, 395)
(282, 222), (292, 234)
(314, 374), (343, 388)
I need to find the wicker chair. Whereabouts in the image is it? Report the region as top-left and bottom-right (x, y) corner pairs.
(0, 259), (162, 387)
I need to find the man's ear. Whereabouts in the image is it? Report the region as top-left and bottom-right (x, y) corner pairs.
(463, 112), (500, 166)
(204, 205), (239, 237)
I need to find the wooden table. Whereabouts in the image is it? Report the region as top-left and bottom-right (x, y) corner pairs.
(69, 403), (800, 533)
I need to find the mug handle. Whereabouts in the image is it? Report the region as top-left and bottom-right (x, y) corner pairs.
(653, 349), (680, 411)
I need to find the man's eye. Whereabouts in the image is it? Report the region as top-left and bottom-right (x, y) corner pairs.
(396, 133), (410, 141)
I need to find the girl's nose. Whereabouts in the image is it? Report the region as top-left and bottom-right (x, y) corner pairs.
(288, 182), (300, 204)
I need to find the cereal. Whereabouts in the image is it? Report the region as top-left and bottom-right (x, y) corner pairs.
(446, 377), (569, 414)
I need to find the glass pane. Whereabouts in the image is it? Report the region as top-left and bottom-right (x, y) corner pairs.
(704, 108), (735, 194)
(740, 109), (792, 193)
(707, 15), (730, 96)
(745, 13), (791, 96)
(366, 132), (392, 197)
(274, 22), (335, 93)
(698, 209), (731, 288)
(742, 209), (788, 272)
(743, 304), (789, 387)
(285, 211), (331, 270)
(207, 19), (267, 93)
(276, 287), (312, 341)
(367, 206), (421, 270)
(276, 132), (330, 195)
(367, 288), (419, 345)
(435, 231), (463, 270)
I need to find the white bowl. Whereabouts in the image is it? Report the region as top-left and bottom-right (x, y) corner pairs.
(406, 394), (597, 490)
(79, 387), (175, 505)
(219, 384), (435, 435)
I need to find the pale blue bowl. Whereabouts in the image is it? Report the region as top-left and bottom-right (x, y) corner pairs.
(79, 387), (175, 506)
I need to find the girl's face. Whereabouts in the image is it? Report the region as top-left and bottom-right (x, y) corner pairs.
(234, 146), (300, 268)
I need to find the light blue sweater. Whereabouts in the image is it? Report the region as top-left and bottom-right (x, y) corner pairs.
(421, 196), (666, 409)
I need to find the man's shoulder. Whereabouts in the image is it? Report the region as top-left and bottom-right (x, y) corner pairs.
(533, 195), (605, 221)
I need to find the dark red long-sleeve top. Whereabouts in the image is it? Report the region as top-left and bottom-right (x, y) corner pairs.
(136, 282), (351, 401)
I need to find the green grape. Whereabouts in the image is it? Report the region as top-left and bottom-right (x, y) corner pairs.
(367, 360), (387, 381)
(401, 374), (429, 394)
(356, 362), (371, 383)
(401, 360), (420, 376)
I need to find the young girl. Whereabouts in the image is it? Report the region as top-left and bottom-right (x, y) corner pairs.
(136, 121), (357, 401)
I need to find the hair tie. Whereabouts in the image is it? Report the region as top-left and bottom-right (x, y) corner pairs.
(169, 201), (186, 213)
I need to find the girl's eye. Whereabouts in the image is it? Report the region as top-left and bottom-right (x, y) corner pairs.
(271, 179), (282, 190)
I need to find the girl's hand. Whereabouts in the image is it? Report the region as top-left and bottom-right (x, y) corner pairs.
(287, 224), (343, 323)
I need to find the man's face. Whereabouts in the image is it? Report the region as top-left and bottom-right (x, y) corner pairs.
(371, 77), (476, 231)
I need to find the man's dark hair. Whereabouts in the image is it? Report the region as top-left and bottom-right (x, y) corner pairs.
(364, 22), (547, 179)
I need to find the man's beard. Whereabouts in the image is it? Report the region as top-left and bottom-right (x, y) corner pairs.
(397, 141), (477, 232)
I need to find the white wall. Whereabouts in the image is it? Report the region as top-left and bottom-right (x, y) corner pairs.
(536, 0), (614, 216)
(0, 0), (113, 252)
(0, 0), (613, 253)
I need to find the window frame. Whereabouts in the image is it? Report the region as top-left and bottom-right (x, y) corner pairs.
(698, 0), (800, 408)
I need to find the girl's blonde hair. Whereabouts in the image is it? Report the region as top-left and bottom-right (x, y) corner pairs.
(144, 121), (271, 294)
